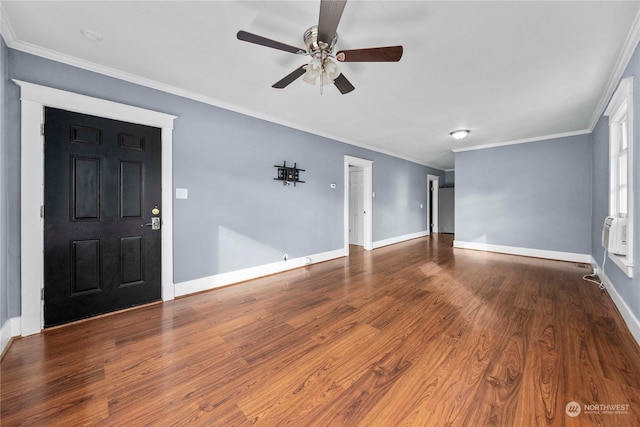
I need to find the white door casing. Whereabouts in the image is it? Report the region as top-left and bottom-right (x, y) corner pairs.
(15, 80), (176, 336)
(344, 155), (373, 254)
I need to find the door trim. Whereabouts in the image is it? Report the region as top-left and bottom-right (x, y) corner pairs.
(344, 155), (373, 254)
(427, 174), (440, 234)
(14, 80), (177, 336)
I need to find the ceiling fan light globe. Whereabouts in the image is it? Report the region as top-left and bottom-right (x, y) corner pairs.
(308, 57), (323, 70)
(321, 70), (340, 85)
(303, 75), (317, 85)
(302, 67), (318, 85)
(303, 57), (324, 85)
(324, 59), (340, 79)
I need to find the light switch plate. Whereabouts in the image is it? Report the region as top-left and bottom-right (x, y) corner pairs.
(176, 188), (188, 199)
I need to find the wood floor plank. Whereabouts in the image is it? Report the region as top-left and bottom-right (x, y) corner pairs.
(236, 322), (379, 422)
(515, 297), (562, 426)
(3, 235), (640, 426)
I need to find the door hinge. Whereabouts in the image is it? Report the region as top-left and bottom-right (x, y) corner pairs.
(40, 205), (45, 218)
(41, 123), (45, 136)
(41, 288), (44, 301)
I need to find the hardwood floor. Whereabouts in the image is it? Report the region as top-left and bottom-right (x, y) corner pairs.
(2, 235), (640, 426)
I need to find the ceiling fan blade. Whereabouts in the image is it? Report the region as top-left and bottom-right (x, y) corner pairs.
(334, 73), (355, 94)
(237, 30), (305, 54)
(336, 46), (403, 62)
(318, 0), (347, 44)
(272, 65), (307, 89)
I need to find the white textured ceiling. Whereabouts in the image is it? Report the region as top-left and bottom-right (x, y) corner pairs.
(2, 1), (639, 169)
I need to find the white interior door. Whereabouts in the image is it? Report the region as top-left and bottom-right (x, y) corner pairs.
(349, 169), (364, 246)
(427, 175), (439, 234)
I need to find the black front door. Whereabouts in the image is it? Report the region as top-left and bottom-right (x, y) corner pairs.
(44, 107), (162, 327)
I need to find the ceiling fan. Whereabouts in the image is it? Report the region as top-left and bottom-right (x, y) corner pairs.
(237, 0), (403, 94)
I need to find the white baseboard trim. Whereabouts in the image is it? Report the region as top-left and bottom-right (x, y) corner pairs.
(601, 271), (640, 346)
(373, 231), (428, 249)
(175, 248), (345, 297)
(590, 256), (640, 347)
(1, 317), (21, 356)
(453, 240), (592, 263)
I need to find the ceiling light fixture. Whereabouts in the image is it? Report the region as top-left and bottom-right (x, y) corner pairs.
(450, 129), (470, 140)
(303, 56), (341, 94)
(80, 29), (103, 42)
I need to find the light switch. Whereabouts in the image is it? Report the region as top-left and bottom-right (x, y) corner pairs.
(176, 188), (188, 199)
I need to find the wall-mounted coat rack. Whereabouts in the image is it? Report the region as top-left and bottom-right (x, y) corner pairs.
(274, 161), (305, 186)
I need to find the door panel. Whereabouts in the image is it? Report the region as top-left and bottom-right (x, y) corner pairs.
(44, 108), (162, 327)
(72, 157), (101, 220)
(120, 236), (144, 286)
(120, 161), (143, 218)
(71, 239), (101, 294)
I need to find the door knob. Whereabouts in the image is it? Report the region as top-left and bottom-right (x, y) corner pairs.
(142, 217), (161, 230)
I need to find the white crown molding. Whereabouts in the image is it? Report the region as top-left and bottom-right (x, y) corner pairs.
(0, 3), (17, 46)
(451, 129), (592, 153)
(3, 31), (443, 171)
(589, 8), (640, 131)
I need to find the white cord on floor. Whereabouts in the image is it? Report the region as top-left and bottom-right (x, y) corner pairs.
(583, 250), (607, 290)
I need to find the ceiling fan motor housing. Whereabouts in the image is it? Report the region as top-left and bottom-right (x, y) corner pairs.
(304, 25), (336, 57)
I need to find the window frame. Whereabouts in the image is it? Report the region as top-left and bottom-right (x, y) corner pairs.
(604, 76), (634, 277)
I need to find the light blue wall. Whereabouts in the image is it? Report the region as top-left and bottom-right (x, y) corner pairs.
(455, 135), (592, 255)
(1, 36), (8, 327)
(5, 48), (443, 307)
(369, 155), (432, 241)
(443, 170), (455, 188)
(592, 40), (640, 321)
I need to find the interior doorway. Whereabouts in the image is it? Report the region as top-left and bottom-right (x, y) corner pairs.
(427, 174), (440, 234)
(344, 155), (373, 254)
